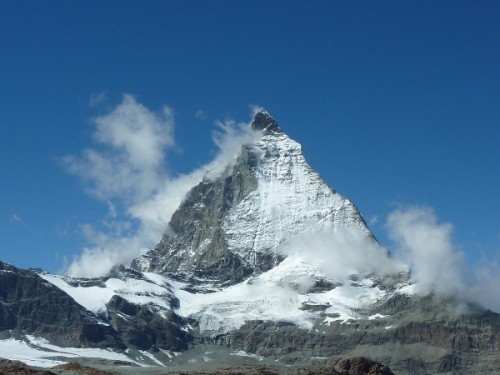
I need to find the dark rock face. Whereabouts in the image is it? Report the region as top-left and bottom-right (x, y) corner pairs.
(330, 357), (394, 375)
(106, 295), (193, 351)
(0, 261), (195, 359)
(0, 262), (121, 349)
(251, 108), (282, 133)
(133, 144), (264, 286)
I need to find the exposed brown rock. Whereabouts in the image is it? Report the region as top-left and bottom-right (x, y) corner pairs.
(330, 357), (394, 375)
(53, 362), (117, 375)
(0, 359), (56, 375)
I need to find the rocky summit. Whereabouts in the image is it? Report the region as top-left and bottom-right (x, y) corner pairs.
(0, 110), (499, 374)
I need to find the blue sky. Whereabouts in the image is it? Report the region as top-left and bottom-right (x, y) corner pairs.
(1, 1), (499, 275)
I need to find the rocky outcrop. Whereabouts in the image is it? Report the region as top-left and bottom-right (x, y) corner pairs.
(330, 357), (394, 375)
(106, 294), (194, 351)
(0, 262), (121, 349)
(133, 151), (259, 285)
(52, 362), (117, 375)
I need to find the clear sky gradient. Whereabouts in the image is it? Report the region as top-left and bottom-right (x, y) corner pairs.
(1, 1), (499, 274)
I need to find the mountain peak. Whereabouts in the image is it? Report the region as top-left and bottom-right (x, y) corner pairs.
(251, 108), (282, 133)
(134, 109), (371, 287)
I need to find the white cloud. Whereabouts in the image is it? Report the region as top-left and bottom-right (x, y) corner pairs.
(10, 213), (24, 224)
(205, 119), (262, 179)
(106, 201), (117, 218)
(62, 94), (175, 203)
(369, 215), (379, 226)
(65, 225), (152, 277)
(89, 92), (108, 107)
(279, 225), (404, 283)
(195, 109), (207, 120)
(63, 98), (262, 278)
(10, 213), (31, 229)
(386, 205), (500, 312)
(468, 261), (500, 312)
(386, 206), (465, 296)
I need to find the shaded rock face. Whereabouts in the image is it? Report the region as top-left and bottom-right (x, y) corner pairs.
(133, 109), (370, 286)
(0, 262), (121, 349)
(133, 146), (261, 285)
(106, 294), (194, 351)
(1, 261), (195, 357)
(331, 357), (395, 375)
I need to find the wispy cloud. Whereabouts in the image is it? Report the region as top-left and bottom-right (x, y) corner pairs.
(387, 206), (465, 295)
(89, 91), (108, 108)
(9, 213), (29, 228)
(195, 109), (207, 120)
(279, 225), (404, 283)
(10, 213), (23, 224)
(62, 95), (262, 277)
(62, 94), (175, 203)
(386, 205), (500, 312)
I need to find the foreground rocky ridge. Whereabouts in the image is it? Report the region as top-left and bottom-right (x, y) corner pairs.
(0, 261), (121, 349)
(0, 357), (395, 375)
(0, 261), (194, 365)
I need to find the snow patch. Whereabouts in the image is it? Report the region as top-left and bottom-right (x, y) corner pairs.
(368, 313), (387, 320)
(138, 350), (165, 366)
(170, 253), (409, 334)
(40, 272), (174, 318)
(0, 336), (137, 368)
(230, 350), (264, 361)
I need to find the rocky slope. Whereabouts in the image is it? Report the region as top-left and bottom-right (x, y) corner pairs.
(0, 261), (194, 367)
(0, 261), (121, 349)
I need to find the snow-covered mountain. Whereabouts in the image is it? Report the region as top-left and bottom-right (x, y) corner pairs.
(132, 109), (375, 286)
(1, 110), (498, 374)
